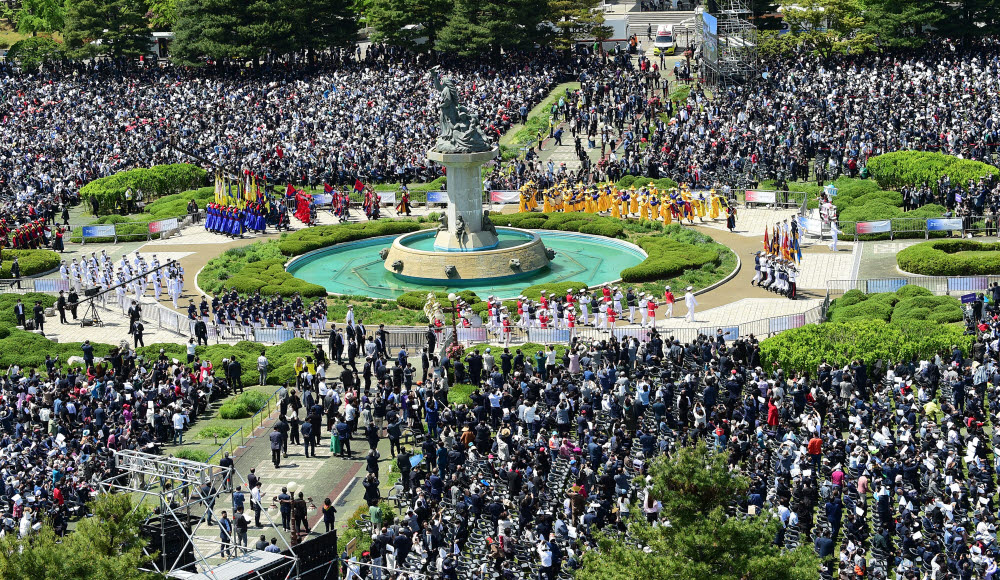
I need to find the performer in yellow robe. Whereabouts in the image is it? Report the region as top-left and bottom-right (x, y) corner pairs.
(709, 190), (721, 219)
(639, 193), (650, 221)
(660, 196), (672, 225)
(543, 190), (553, 213)
(519, 188), (531, 213)
(629, 188), (639, 216)
(611, 189), (621, 219)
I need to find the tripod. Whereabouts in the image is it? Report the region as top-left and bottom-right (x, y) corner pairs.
(82, 300), (104, 327)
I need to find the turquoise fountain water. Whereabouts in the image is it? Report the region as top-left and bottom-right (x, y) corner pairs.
(286, 229), (646, 300)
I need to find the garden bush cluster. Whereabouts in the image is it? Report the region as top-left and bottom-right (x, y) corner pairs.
(80, 164), (207, 215)
(501, 212), (625, 238)
(277, 221), (428, 256)
(218, 390), (271, 419)
(828, 286), (963, 325)
(897, 239), (1000, 276)
(620, 225), (721, 283)
(0, 250), (60, 277)
(396, 290), (479, 311)
(866, 151), (999, 192)
(760, 318), (971, 373)
(222, 260), (328, 298)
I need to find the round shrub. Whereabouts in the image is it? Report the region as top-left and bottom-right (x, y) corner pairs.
(897, 240), (1000, 276)
(866, 151), (999, 192)
(0, 249), (60, 277)
(277, 221), (427, 256)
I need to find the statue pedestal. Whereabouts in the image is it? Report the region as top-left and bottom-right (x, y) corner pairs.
(428, 148), (498, 250)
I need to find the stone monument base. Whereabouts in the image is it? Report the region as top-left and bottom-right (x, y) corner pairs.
(384, 227), (550, 283)
(433, 230), (499, 251)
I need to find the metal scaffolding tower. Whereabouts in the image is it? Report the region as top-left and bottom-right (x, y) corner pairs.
(698, 0), (759, 88)
(100, 450), (297, 580)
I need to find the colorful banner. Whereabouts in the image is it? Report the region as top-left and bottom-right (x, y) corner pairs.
(797, 216), (823, 236)
(312, 194), (333, 205)
(744, 190), (776, 204)
(961, 293), (978, 304)
(926, 218), (963, 231)
(456, 327), (488, 343)
(489, 190), (521, 204)
(865, 278), (908, 294)
(148, 218), (178, 234)
(700, 326), (740, 341)
(426, 191), (449, 204)
(769, 314), (805, 333)
(856, 220), (891, 234)
(948, 277), (989, 292)
(81, 224), (116, 239)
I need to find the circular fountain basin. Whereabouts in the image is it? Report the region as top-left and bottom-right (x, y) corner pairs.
(285, 228), (646, 300)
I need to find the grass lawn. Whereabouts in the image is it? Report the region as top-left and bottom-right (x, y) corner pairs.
(162, 384), (281, 461)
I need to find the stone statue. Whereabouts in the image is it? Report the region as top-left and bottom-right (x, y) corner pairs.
(445, 265), (458, 278)
(437, 213), (449, 232)
(379, 248), (390, 261)
(392, 260), (404, 272)
(454, 215), (466, 238)
(509, 258), (521, 269)
(432, 69), (490, 154)
(481, 210), (497, 236)
(423, 293), (436, 321)
(545, 248), (556, 260)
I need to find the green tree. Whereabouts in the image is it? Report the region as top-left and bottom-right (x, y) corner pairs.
(547, 0), (606, 50)
(782, 0), (873, 58)
(288, 0), (360, 57)
(64, 0), (151, 58)
(860, 0), (944, 48)
(14, 0), (64, 36)
(936, 0), (1000, 41)
(363, 0), (452, 50)
(436, 0), (543, 55)
(6, 36), (63, 69)
(576, 443), (821, 580)
(147, 0), (178, 30)
(171, 0), (254, 65)
(0, 494), (157, 579)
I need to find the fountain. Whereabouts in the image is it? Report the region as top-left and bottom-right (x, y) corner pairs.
(381, 69), (551, 283)
(285, 71), (648, 299)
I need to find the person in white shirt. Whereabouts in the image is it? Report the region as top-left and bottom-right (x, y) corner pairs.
(172, 410), (189, 445)
(257, 354), (268, 386)
(684, 286), (698, 322)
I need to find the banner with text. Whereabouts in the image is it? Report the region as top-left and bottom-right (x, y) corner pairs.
(426, 191), (449, 204)
(926, 218), (963, 232)
(81, 225), (116, 239)
(33, 279), (70, 293)
(375, 191), (397, 205)
(457, 327), (488, 343)
(769, 314), (805, 334)
(149, 218), (178, 234)
(855, 220), (892, 235)
(948, 277), (989, 293)
(312, 194), (333, 206)
(490, 190), (521, 204)
(745, 190), (776, 204)
(797, 216), (823, 236)
(865, 278), (908, 294)
(528, 328), (572, 343)
(254, 328), (295, 343)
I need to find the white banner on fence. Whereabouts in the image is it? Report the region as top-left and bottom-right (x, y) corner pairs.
(33, 279), (70, 293)
(855, 220), (892, 235)
(375, 191), (397, 205)
(312, 194), (334, 205)
(254, 328), (295, 343)
(797, 216), (823, 236)
(457, 328), (488, 343)
(489, 190), (521, 204)
(745, 190), (777, 204)
(612, 328), (651, 341)
(527, 328), (572, 343)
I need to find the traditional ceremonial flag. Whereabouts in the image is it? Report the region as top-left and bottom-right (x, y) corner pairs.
(354, 179), (365, 193)
(793, 231), (802, 263)
(763, 228), (769, 254)
(214, 173), (224, 205)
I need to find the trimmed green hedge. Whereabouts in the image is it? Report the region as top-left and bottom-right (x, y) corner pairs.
(277, 221), (428, 256)
(828, 287), (962, 325)
(0, 293), (55, 329)
(80, 164), (207, 216)
(0, 329), (114, 369)
(500, 212), (626, 238)
(224, 259), (328, 298)
(897, 239), (1000, 276)
(396, 290), (479, 311)
(198, 241), (285, 295)
(0, 249), (60, 277)
(760, 318), (971, 373)
(145, 186), (216, 219)
(866, 151), (1000, 193)
(620, 225), (721, 283)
